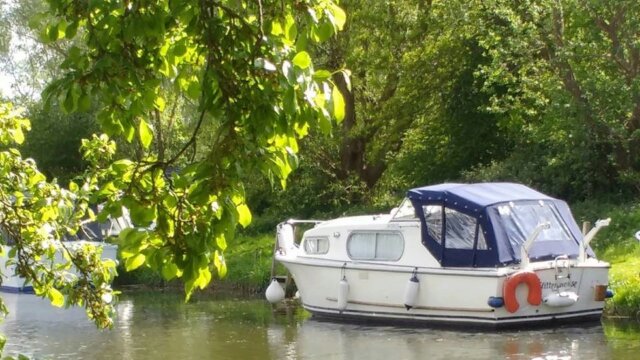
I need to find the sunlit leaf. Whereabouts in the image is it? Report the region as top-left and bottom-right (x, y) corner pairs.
(236, 204), (252, 228)
(12, 127), (25, 144)
(292, 51), (312, 69)
(330, 4), (347, 30)
(138, 119), (153, 149)
(216, 233), (227, 251)
(154, 96), (166, 111)
(125, 253), (146, 271)
(162, 262), (180, 280)
(332, 85), (345, 122)
(313, 70), (332, 81)
(47, 288), (64, 307)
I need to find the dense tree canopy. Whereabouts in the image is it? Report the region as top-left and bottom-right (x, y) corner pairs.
(245, 0), (640, 224)
(41, 0), (347, 300)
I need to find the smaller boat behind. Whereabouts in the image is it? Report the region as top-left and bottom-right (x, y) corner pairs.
(267, 182), (613, 327)
(0, 214), (128, 293)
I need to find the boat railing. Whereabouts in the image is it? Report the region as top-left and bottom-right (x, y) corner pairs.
(276, 219), (324, 250)
(578, 218), (610, 262)
(269, 220), (324, 296)
(520, 222), (550, 268)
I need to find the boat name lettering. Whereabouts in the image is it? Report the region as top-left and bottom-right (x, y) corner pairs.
(541, 281), (577, 290)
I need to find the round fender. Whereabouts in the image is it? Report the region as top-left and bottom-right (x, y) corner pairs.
(265, 278), (285, 304)
(503, 271), (542, 313)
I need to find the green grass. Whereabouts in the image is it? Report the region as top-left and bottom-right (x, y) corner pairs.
(220, 233), (278, 292)
(112, 233), (279, 293)
(573, 200), (640, 317)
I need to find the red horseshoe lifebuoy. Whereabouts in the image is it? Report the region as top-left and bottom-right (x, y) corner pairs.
(503, 271), (542, 313)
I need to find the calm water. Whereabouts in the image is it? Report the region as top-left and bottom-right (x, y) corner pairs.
(1, 291), (638, 359)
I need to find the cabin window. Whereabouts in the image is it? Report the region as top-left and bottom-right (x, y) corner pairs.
(347, 232), (404, 261)
(445, 209), (477, 249)
(303, 237), (330, 255)
(423, 206), (487, 251)
(423, 205), (443, 245)
(477, 227), (488, 250)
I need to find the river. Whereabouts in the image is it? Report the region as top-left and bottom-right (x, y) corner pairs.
(0, 291), (638, 359)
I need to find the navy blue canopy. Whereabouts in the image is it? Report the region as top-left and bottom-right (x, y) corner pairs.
(407, 183), (554, 212)
(406, 183), (592, 267)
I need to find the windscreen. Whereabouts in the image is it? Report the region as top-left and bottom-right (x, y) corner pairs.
(493, 200), (574, 250)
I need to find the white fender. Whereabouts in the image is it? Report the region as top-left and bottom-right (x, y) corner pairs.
(404, 274), (420, 310)
(543, 291), (578, 307)
(265, 278), (285, 304)
(337, 277), (349, 311)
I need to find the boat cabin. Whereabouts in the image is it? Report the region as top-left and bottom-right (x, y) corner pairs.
(402, 182), (594, 268)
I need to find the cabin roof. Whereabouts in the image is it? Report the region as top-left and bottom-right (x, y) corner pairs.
(315, 214), (392, 228)
(407, 182), (554, 211)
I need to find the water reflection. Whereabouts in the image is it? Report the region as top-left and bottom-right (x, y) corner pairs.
(286, 322), (613, 360)
(0, 291), (637, 359)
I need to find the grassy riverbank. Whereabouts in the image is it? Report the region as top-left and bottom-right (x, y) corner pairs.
(573, 200), (640, 318)
(114, 232), (276, 294)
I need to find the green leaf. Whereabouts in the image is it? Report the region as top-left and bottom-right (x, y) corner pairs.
(174, 42), (187, 57)
(138, 119), (153, 149)
(214, 251), (227, 278)
(154, 96), (166, 111)
(12, 127), (25, 144)
(125, 253), (146, 271)
(313, 70), (332, 81)
(78, 92), (91, 112)
(47, 288), (64, 307)
(111, 159), (134, 173)
(283, 87), (298, 114)
(330, 4), (347, 30)
(127, 200), (157, 227)
(47, 23), (60, 42)
(119, 229), (149, 254)
(236, 204), (252, 228)
(285, 14), (297, 43)
(62, 87), (76, 113)
(332, 85), (345, 122)
(318, 113), (332, 134)
(65, 21), (78, 39)
(157, 212), (175, 237)
(162, 262), (180, 280)
(216, 233), (227, 251)
(313, 22), (334, 42)
(187, 80), (201, 100)
(271, 21), (283, 36)
(282, 61), (295, 84)
(292, 51), (312, 69)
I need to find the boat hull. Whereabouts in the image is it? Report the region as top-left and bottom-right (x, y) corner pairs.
(278, 257), (609, 327)
(0, 243), (118, 293)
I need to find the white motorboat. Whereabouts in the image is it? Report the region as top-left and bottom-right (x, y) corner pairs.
(267, 183), (613, 327)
